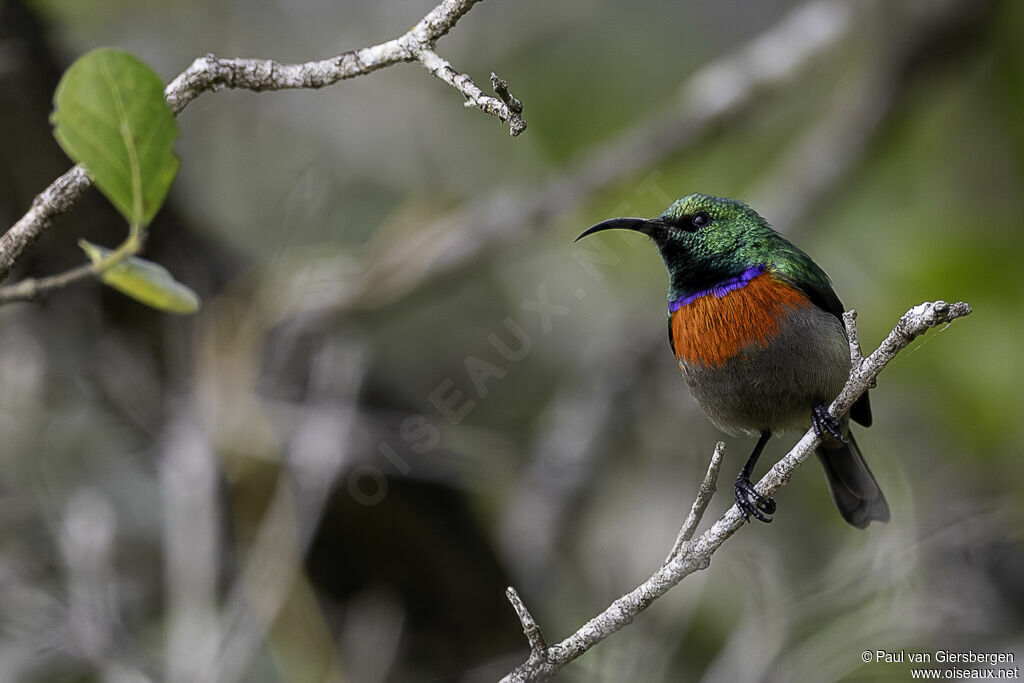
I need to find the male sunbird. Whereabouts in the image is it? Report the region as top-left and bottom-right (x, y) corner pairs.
(576, 193), (889, 528)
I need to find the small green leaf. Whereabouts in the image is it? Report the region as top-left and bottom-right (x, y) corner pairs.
(52, 48), (180, 227)
(81, 240), (201, 314)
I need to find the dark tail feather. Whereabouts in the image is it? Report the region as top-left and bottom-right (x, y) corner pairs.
(815, 432), (889, 529)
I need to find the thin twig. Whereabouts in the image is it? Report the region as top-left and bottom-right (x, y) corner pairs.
(843, 309), (865, 369)
(665, 442), (725, 564)
(490, 73), (523, 114)
(0, 0), (524, 286)
(505, 587), (548, 653)
(499, 300), (972, 682)
(0, 232), (142, 304)
(418, 49), (527, 136)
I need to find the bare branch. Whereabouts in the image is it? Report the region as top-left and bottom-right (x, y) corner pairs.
(418, 50), (527, 136)
(0, 166), (91, 284)
(0, 262), (92, 304)
(158, 0), (524, 130)
(505, 587), (548, 655)
(500, 300), (972, 682)
(665, 441), (725, 564)
(0, 0), (524, 286)
(164, 43), (525, 134)
(843, 309), (865, 372)
(491, 73), (524, 115)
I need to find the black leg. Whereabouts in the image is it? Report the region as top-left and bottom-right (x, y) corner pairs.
(734, 430), (777, 523)
(812, 402), (847, 443)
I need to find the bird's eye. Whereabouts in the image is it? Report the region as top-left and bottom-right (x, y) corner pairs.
(691, 212), (711, 228)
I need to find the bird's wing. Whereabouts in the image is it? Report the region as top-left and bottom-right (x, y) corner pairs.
(775, 266), (873, 428)
(780, 270), (846, 321)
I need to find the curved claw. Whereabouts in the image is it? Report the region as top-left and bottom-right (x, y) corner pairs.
(812, 402), (848, 443)
(734, 477), (776, 523)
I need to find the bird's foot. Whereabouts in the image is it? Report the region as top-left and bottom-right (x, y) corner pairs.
(812, 402), (847, 443)
(734, 475), (776, 523)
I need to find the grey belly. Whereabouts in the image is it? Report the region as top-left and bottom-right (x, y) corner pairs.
(680, 305), (851, 437)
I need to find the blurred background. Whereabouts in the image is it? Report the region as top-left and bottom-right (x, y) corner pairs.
(1, 0), (1022, 680)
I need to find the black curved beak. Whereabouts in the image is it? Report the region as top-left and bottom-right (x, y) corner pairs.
(574, 217), (669, 243)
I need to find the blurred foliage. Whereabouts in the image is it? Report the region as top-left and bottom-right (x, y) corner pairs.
(1, 0), (1022, 681)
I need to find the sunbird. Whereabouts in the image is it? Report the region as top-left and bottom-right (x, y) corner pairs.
(576, 193), (889, 528)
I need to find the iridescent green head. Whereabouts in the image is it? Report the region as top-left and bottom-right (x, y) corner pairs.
(576, 193), (823, 302)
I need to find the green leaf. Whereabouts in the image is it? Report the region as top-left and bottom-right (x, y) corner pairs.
(52, 48), (180, 227)
(80, 240), (201, 314)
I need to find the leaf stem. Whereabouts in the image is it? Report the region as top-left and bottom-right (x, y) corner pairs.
(0, 231), (142, 304)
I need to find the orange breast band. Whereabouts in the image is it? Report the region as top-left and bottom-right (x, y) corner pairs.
(670, 272), (810, 368)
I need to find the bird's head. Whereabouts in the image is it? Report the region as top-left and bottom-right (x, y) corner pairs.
(576, 193), (780, 299)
